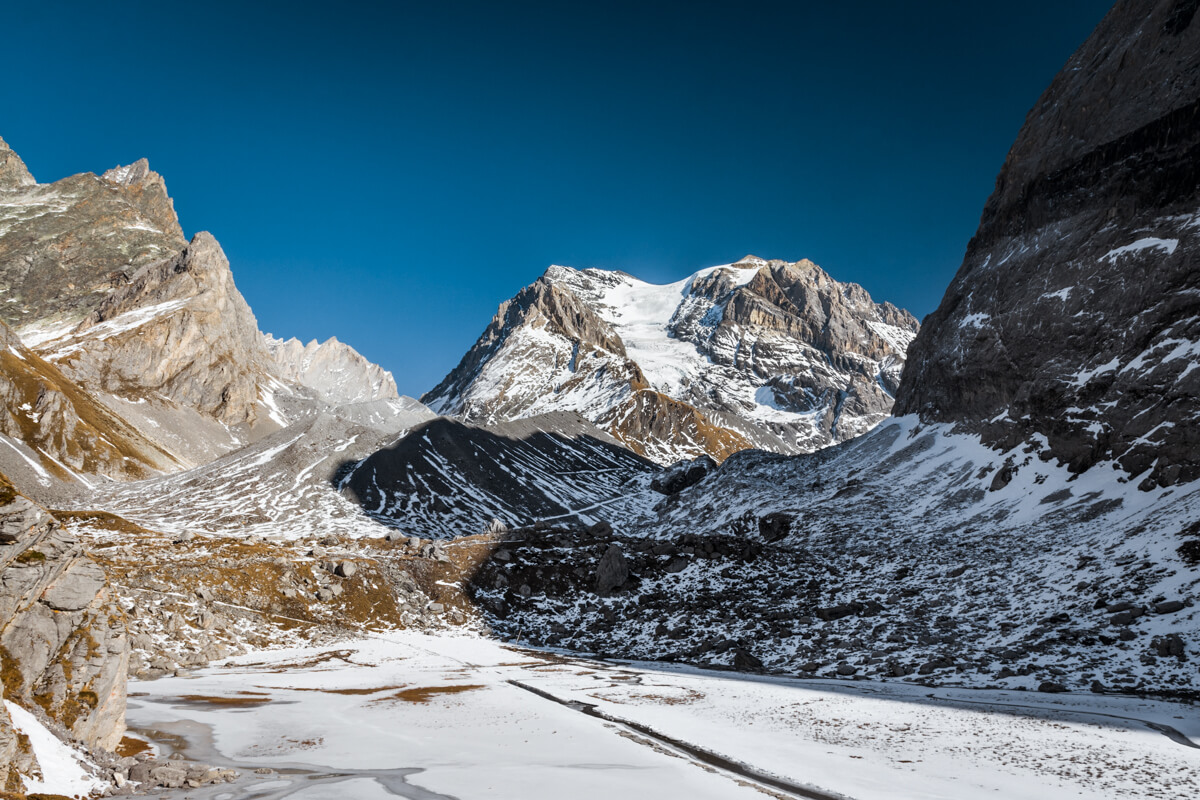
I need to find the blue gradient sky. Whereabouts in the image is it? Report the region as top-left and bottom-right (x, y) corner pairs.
(3, 1), (1113, 396)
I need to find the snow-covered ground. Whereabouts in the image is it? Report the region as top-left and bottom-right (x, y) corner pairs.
(127, 632), (1200, 800)
(4, 700), (105, 798)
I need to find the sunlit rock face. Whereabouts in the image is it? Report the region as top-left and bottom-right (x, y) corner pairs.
(0, 474), (129, 773)
(895, 0), (1200, 489)
(424, 256), (917, 464)
(266, 334), (398, 407)
(0, 138), (400, 476)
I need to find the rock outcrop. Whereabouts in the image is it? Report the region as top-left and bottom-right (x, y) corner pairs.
(0, 137), (33, 189)
(0, 472), (128, 789)
(0, 318), (177, 490)
(894, 0), (1200, 488)
(266, 334), (399, 406)
(55, 232), (271, 425)
(424, 257), (917, 463)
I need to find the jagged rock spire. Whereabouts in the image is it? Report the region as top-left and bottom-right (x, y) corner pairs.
(0, 135), (35, 188)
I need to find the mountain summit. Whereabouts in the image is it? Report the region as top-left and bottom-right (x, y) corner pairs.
(423, 256), (917, 463)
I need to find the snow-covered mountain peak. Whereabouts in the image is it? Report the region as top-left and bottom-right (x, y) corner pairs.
(424, 257), (918, 463)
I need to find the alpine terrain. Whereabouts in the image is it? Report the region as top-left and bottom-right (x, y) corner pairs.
(0, 1), (1196, 799)
(423, 258), (919, 463)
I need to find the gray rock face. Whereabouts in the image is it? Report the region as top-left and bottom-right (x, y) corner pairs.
(266, 334), (398, 406)
(0, 152), (185, 331)
(40, 558), (107, 611)
(0, 317), (177, 486)
(0, 135), (34, 188)
(0, 472), (129, 776)
(57, 232), (271, 425)
(424, 257), (917, 464)
(894, 0), (1200, 488)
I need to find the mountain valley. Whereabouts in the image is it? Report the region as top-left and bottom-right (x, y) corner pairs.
(0, 1), (1197, 798)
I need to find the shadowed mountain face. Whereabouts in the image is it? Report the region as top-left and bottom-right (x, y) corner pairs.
(424, 256), (917, 465)
(894, 0), (1200, 489)
(341, 414), (658, 537)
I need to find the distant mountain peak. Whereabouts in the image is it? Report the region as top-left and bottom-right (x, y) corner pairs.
(265, 333), (398, 406)
(424, 258), (917, 463)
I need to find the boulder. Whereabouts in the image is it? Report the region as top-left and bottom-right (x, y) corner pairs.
(651, 456), (717, 495)
(757, 512), (794, 543)
(595, 544), (630, 594)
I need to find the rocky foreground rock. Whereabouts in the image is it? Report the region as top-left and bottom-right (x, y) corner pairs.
(0, 472), (128, 788)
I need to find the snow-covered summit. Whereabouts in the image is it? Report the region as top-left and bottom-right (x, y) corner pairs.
(423, 256), (918, 463)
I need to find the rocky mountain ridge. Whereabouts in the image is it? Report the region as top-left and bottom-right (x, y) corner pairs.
(894, 0), (1200, 490)
(266, 334), (398, 406)
(0, 140), (401, 483)
(424, 256), (917, 464)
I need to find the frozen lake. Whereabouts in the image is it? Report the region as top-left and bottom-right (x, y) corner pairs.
(126, 631), (1200, 799)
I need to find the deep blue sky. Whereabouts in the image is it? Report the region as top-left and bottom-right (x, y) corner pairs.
(4, 1), (1113, 396)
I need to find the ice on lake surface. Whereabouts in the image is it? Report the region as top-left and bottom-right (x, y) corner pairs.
(127, 631), (1200, 800)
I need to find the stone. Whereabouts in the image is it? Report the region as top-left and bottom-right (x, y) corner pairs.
(651, 456), (717, 495)
(1038, 681), (1068, 693)
(587, 520), (613, 537)
(664, 556), (689, 573)
(40, 559), (107, 611)
(594, 543), (630, 594)
(1152, 634), (1186, 659)
(1154, 600), (1185, 614)
(758, 512), (794, 543)
(150, 765), (188, 788)
(730, 648), (763, 671)
(129, 762), (153, 785)
(335, 560), (357, 578)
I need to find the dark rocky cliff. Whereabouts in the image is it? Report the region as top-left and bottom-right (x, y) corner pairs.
(895, 0), (1200, 489)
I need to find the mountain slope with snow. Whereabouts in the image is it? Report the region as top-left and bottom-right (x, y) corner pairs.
(894, 0), (1200, 490)
(458, 0), (1200, 699)
(0, 138), (405, 482)
(341, 412), (659, 538)
(424, 255), (918, 464)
